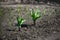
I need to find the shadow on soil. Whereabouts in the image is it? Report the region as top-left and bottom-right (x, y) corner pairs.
(6, 23), (35, 31)
(15, 23), (34, 28)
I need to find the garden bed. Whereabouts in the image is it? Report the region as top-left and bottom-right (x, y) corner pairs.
(0, 4), (60, 40)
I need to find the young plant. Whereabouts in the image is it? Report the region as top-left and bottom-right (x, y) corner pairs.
(17, 16), (26, 31)
(16, 7), (21, 15)
(0, 9), (3, 17)
(30, 9), (41, 25)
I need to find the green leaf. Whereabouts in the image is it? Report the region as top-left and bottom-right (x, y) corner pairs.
(17, 7), (21, 14)
(43, 8), (46, 15)
(20, 20), (26, 25)
(30, 9), (35, 16)
(0, 9), (3, 17)
(30, 9), (41, 25)
(17, 17), (26, 28)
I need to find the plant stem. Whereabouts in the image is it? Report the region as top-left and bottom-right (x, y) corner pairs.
(18, 26), (21, 31)
(33, 20), (36, 26)
(18, 27), (20, 31)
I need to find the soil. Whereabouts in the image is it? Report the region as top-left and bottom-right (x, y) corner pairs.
(0, 4), (60, 40)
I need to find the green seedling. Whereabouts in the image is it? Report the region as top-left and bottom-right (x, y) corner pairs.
(43, 8), (46, 15)
(17, 16), (26, 31)
(30, 9), (41, 25)
(16, 7), (21, 14)
(0, 9), (3, 17)
(0, 9), (2, 16)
